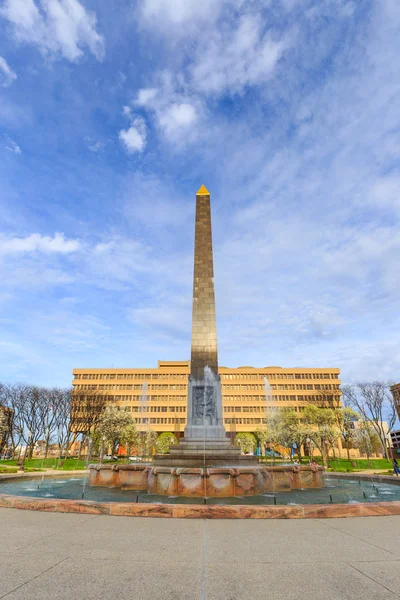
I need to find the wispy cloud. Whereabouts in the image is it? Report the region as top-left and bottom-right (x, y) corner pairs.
(3, 134), (21, 154)
(0, 56), (17, 87)
(0, 0), (105, 61)
(0, 233), (80, 255)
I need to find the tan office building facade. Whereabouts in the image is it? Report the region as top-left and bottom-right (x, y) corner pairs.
(391, 383), (400, 421)
(72, 361), (341, 436)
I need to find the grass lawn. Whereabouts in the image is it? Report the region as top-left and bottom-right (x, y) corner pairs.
(323, 458), (393, 472)
(0, 458), (88, 471)
(260, 457), (394, 473)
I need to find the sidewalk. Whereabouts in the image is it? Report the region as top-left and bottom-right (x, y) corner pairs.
(1, 509), (400, 599)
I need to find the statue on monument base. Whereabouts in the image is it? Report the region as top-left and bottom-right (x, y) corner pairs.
(184, 368), (227, 441)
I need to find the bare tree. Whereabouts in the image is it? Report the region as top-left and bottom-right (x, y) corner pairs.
(3, 384), (29, 459)
(342, 382), (396, 459)
(21, 386), (49, 459)
(0, 384), (13, 455)
(52, 388), (73, 460)
(40, 387), (63, 459)
(69, 389), (108, 456)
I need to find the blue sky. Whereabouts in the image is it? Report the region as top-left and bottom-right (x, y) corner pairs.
(0, 0), (400, 388)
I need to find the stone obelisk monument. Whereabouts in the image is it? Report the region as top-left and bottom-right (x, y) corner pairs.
(184, 184), (227, 441)
(154, 185), (252, 466)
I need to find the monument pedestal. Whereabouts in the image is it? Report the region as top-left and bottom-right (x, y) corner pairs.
(153, 370), (248, 466)
(153, 444), (257, 467)
(183, 376), (226, 440)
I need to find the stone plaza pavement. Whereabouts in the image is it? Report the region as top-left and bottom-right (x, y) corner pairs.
(1, 509), (400, 600)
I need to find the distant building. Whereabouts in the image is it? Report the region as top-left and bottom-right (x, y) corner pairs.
(72, 361), (341, 438)
(390, 383), (400, 421)
(0, 406), (12, 452)
(390, 429), (400, 450)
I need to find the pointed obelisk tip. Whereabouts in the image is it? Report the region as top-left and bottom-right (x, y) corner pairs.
(196, 184), (210, 195)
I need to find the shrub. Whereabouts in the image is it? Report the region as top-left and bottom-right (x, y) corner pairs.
(235, 432), (257, 454)
(156, 432), (177, 454)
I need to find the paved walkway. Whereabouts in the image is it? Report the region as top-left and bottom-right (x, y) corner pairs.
(1, 509), (400, 599)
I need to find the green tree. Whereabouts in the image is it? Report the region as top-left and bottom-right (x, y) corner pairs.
(256, 410), (312, 461)
(335, 407), (359, 461)
(255, 420), (278, 451)
(120, 422), (139, 457)
(156, 432), (177, 454)
(235, 432), (257, 454)
(93, 405), (135, 457)
(302, 406), (339, 467)
(353, 421), (382, 464)
(138, 430), (158, 458)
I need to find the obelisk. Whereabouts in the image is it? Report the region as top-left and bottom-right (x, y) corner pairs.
(184, 185), (227, 441)
(190, 184), (218, 379)
(154, 185), (247, 464)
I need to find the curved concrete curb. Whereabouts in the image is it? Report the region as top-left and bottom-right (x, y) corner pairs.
(1, 472), (399, 519)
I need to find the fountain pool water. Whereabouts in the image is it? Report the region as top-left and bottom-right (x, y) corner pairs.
(1, 475), (400, 506)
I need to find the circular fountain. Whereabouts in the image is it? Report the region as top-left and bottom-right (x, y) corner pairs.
(1, 471), (400, 519)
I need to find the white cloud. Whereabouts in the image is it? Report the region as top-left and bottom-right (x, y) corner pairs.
(136, 88), (158, 107)
(369, 175), (400, 213)
(158, 103), (197, 136)
(131, 8), (289, 147)
(87, 140), (104, 153)
(0, 233), (80, 255)
(119, 116), (147, 153)
(4, 135), (21, 154)
(0, 56), (17, 87)
(138, 0), (228, 27)
(0, 0), (105, 61)
(190, 15), (290, 95)
(135, 76), (199, 142)
(122, 105), (132, 118)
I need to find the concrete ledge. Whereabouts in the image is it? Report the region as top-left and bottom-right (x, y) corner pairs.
(1, 492), (400, 519)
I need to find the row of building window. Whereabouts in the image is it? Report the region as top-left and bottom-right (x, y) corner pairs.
(74, 384), (186, 391)
(224, 418), (264, 424)
(75, 373), (187, 380)
(128, 406), (186, 413)
(112, 397), (336, 410)
(75, 383), (340, 392)
(114, 395), (187, 402)
(127, 406), (265, 414)
(74, 372), (340, 381)
(73, 393), (336, 404)
(137, 418), (185, 424)
(223, 384), (339, 391)
(221, 373), (338, 380)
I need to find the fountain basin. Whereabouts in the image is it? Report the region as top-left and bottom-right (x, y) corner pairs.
(2, 473), (400, 519)
(88, 464), (324, 497)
